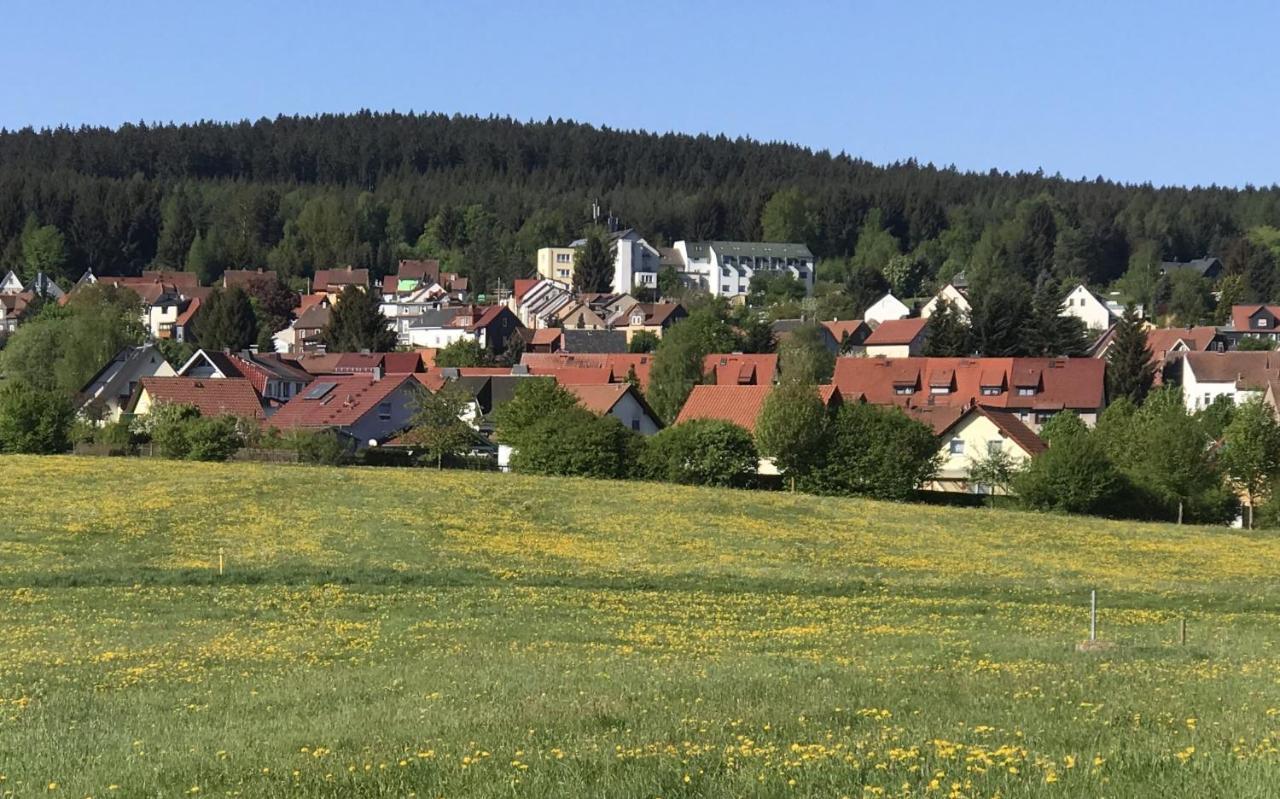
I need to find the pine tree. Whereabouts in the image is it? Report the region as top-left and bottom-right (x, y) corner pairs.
(1024, 272), (1088, 357)
(923, 298), (971, 356)
(196, 287), (257, 351)
(968, 281), (1032, 356)
(1106, 304), (1154, 405)
(321, 285), (397, 352)
(572, 229), (615, 294)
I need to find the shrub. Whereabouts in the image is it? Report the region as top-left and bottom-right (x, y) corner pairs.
(799, 404), (939, 500)
(510, 407), (636, 479)
(640, 420), (758, 487)
(184, 416), (245, 462)
(0, 381), (75, 454)
(146, 403), (202, 459)
(283, 429), (350, 465)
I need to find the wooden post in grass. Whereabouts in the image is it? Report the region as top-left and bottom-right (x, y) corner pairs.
(1180, 617), (1187, 646)
(218, 548), (224, 576)
(1090, 589), (1097, 642)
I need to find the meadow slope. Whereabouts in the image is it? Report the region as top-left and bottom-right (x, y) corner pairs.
(2, 455), (1279, 798)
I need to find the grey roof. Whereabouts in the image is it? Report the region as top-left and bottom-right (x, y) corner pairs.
(408, 308), (461, 329)
(685, 241), (814, 260)
(1159, 257), (1222, 277)
(561, 329), (628, 353)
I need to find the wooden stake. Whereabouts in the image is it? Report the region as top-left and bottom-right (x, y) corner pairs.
(218, 548), (224, 576)
(1089, 589), (1097, 642)
(1180, 617), (1187, 646)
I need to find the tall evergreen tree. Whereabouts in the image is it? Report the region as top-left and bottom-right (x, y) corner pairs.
(1106, 304), (1154, 405)
(922, 298), (971, 356)
(196, 287), (257, 351)
(321, 285), (396, 352)
(572, 229), (615, 294)
(1024, 272), (1088, 357)
(968, 281), (1033, 357)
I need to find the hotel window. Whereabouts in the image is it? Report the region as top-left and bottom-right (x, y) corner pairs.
(949, 438), (965, 455)
(555, 253), (571, 263)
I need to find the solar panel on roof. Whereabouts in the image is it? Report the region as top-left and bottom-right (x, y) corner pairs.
(305, 381), (338, 400)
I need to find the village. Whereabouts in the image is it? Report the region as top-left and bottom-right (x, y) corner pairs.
(3, 230), (1277, 526)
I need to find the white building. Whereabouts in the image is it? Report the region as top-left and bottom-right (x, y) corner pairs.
(1061, 284), (1140, 332)
(672, 241), (815, 299)
(863, 293), (911, 325)
(537, 229), (662, 293)
(920, 282), (971, 320)
(1181, 351), (1279, 412)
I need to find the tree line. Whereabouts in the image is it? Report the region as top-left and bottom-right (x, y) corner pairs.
(3, 112), (1280, 322)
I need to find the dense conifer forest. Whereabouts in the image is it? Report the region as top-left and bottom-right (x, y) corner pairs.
(2, 111), (1279, 321)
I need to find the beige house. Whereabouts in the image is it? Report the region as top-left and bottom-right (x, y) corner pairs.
(929, 405), (1046, 494)
(536, 247), (577, 283)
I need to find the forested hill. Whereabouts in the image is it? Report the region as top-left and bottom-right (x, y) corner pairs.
(2, 111), (1279, 307)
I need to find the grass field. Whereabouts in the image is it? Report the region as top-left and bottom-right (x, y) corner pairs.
(3, 456), (1280, 798)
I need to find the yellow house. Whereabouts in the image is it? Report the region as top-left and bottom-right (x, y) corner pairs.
(536, 247), (577, 283)
(929, 405), (1046, 494)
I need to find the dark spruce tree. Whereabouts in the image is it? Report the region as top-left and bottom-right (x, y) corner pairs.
(321, 285), (397, 352)
(1024, 271), (1088, 357)
(1106, 304), (1155, 405)
(968, 280), (1033, 357)
(572, 229), (616, 294)
(922, 298), (971, 356)
(196, 287), (257, 351)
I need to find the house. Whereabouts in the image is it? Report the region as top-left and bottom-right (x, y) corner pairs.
(771, 320), (840, 354)
(267, 373), (425, 447)
(672, 240), (815, 299)
(274, 300), (331, 354)
(703, 353), (778, 386)
(178, 349), (314, 406)
(1061, 284), (1132, 332)
(1159, 257), (1223, 281)
(615, 302), (686, 341)
(564, 383), (662, 434)
(170, 297), (202, 342)
(832, 357), (1106, 432)
(127, 377), (266, 420)
(863, 293), (911, 325)
(0, 270), (25, 295)
(23, 272), (64, 300)
(0, 292), (34, 335)
(930, 404), (1047, 494)
(535, 247), (577, 283)
(920, 282), (972, 320)
(508, 278), (573, 329)
(1227, 304), (1280, 344)
(1181, 351), (1280, 412)
(822, 320), (872, 354)
(77, 345), (177, 423)
(312, 266), (370, 296)
(404, 305), (523, 353)
(522, 327), (563, 353)
(864, 317), (930, 357)
(537, 229), (663, 293)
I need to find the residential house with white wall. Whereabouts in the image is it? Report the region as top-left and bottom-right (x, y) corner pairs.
(1181, 351), (1280, 412)
(672, 240), (815, 299)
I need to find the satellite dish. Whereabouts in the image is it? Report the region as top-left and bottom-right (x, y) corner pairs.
(368, 439), (378, 447)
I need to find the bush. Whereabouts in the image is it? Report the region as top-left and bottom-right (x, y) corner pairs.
(0, 381), (74, 454)
(283, 429), (350, 465)
(639, 420), (758, 487)
(799, 404), (939, 500)
(145, 403), (202, 459)
(1015, 432), (1124, 515)
(184, 416), (245, 461)
(510, 407), (636, 479)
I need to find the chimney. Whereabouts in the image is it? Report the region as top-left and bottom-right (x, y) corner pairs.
(372, 365), (383, 381)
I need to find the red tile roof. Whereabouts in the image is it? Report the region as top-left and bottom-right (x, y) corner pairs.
(675, 384), (841, 433)
(268, 374), (417, 429)
(832, 357), (1105, 413)
(1231, 304), (1280, 331)
(313, 267), (369, 291)
(513, 278), (539, 302)
(565, 383), (632, 415)
(865, 317), (929, 345)
(174, 297), (201, 326)
(397, 259), (440, 283)
(525, 366), (614, 384)
(381, 352), (424, 374)
(702, 353), (778, 386)
(520, 353), (655, 390)
(136, 377), (265, 419)
(822, 320), (868, 343)
(1145, 326), (1218, 360)
(530, 328), (562, 346)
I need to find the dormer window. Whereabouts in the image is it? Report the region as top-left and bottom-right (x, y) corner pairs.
(894, 385), (914, 395)
(1017, 386), (1036, 396)
(1259, 318), (1270, 328)
(981, 386), (1001, 396)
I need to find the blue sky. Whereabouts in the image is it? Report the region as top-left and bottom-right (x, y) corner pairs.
(2, 0), (1276, 188)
